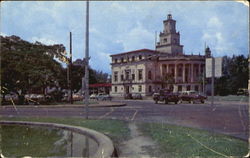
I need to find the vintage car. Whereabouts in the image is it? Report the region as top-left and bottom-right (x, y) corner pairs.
(237, 88), (249, 96)
(96, 93), (112, 101)
(179, 91), (207, 103)
(90, 93), (97, 99)
(132, 93), (143, 100)
(124, 93), (133, 99)
(153, 89), (179, 104)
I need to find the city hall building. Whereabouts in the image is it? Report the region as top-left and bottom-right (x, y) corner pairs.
(110, 14), (211, 97)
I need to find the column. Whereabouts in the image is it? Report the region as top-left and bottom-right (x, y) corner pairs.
(182, 64), (185, 83)
(166, 64), (169, 74)
(160, 64), (163, 76)
(198, 64), (201, 77)
(174, 64), (178, 83)
(191, 63), (194, 82)
(188, 64), (191, 82)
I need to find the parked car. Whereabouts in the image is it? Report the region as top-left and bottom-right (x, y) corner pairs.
(5, 93), (19, 101)
(96, 93), (112, 101)
(179, 91), (207, 104)
(153, 89), (179, 104)
(124, 93), (133, 99)
(237, 88), (249, 96)
(2, 93), (19, 104)
(24, 94), (45, 105)
(90, 93), (97, 99)
(73, 93), (84, 101)
(132, 93), (142, 100)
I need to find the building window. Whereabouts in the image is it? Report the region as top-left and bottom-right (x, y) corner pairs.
(132, 74), (135, 80)
(149, 85), (152, 93)
(114, 72), (118, 82)
(127, 57), (129, 62)
(121, 74), (124, 81)
(139, 55), (142, 60)
(114, 59), (117, 63)
(178, 68), (182, 77)
(201, 66), (204, 75)
(125, 71), (130, 80)
(148, 71), (152, 80)
(114, 86), (117, 92)
(138, 85), (142, 92)
(148, 55), (152, 60)
(121, 57), (124, 63)
(174, 39), (177, 44)
(178, 85), (182, 92)
(138, 69), (143, 80)
(164, 38), (167, 42)
(195, 85), (199, 92)
(187, 85), (191, 91)
(196, 67), (199, 76)
(132, 56), (135, 61)
(171, 68), (175, 76)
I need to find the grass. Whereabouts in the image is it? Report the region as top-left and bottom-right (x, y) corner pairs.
(1, 117), (248, 157)
(0, 117), (130, 156)
(0, 117), (130, 141)
(138, 122), (248, 157)
(207, 95), (248, 102)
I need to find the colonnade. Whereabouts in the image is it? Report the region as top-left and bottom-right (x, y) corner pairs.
(160, 62), (204, 83)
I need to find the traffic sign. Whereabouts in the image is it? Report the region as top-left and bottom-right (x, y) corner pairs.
(206, 57), (222, 78)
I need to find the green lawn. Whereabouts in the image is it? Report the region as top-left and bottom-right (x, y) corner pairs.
(0, 117), (129, 141)
(1, 117), (248, 157)
(138, 122), (248, 157)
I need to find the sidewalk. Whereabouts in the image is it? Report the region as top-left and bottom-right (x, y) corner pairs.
(0, 101), (126, 108)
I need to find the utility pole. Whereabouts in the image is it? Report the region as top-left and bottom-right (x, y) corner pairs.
(84, 0), (90, 119)
(70, 32), (73, 104)
(203, 67), (205, 93)
(67, 57), (70, 102)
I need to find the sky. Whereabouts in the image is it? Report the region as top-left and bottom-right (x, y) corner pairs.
(1, 1), (249, 74)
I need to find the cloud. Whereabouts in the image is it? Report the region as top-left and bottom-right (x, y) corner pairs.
(31, 36), (58, 45)
(1, 1), (249, 73)
(117, 22), (155, 51)
(0, 32), (7, 37)
(201, 16), (240, 56)
(207, 17), (223, 29)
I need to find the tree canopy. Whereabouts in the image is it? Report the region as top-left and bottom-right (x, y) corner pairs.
(0, 35), (110, 98)
(215, 55), (249, 95)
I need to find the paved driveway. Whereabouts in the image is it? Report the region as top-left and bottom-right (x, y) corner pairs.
(1, 99), (248, 140)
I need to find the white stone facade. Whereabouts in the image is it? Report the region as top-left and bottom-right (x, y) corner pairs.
(110, 14), (208, 97)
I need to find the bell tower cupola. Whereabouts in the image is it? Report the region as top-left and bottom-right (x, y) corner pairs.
(164, 14), (176, 34)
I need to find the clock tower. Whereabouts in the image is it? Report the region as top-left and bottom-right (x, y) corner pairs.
(156, 14), (183, 55)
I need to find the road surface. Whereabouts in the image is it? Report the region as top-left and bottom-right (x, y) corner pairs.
(1, 99), (248, 140)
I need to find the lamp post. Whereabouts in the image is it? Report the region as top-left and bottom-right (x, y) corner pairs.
(84, 0), (90, 119)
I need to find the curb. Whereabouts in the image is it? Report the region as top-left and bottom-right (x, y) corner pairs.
(0, 102), (126, 109)
(0, 120), (115, 158)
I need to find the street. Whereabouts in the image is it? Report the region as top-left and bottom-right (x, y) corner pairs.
(0, 99), (248, 140)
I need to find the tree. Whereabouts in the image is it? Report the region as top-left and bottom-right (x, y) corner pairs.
(1, 35), (66, 104)
(214, 55), (248, 95)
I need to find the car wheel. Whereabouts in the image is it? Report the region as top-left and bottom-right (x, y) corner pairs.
(175, 101), (178, 104)
(178, 99), (182, 104)
(201, 100), (204, 103)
